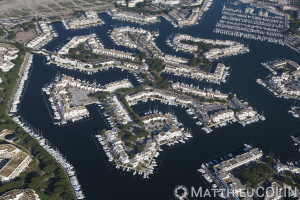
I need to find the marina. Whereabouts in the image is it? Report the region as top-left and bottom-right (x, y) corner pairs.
(214, 3), (285, 44)
(10, 1), (300, 199)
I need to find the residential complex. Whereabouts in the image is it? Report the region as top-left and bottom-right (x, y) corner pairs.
(171, 82), (228, 99)
(169, 34), (249, 60)
(62, 11), (104, 30)
(257, 59), (300, 100)
(25, 21), (57, 49)
(215, 148), (263, 172)
(0, 144), (31, 183)
(163, 63), (229, 84)
(0, 189), (40, 200)
(0, 43), (18, 72)
(96, 112), (191, 178)
(108, 9), (159, 24)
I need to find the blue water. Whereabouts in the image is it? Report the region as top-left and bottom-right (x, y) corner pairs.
(18, 1), (300, 199)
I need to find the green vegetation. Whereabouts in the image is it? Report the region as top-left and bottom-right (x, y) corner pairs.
(278, 64), (295, 74)
(148, 58), (164, 73)
(137, 143), (146, 152)
(228, 93), (235, 99)
(129, 152), (135, 159)
(241, 163), (274, 188)
(281, 176), (293, 186)
(24, 136), (75, 199)
(0, 176), (24, 194)
(115, 0), (171, 15)
(188, 56), (211, 72)
(286, 11), (300, 35)
(125, 132), (138, 143)
(66, 43), (104, 63)
(188, 56), (201, 67)
(137, 128), (149, 138)
(118, 94), (142, 124)
(0, 27), (5, 36)
(181, 40), (225, 53)
(147, 58), (170, 89)
(174, 89), (227, 103)
(138, 51), (147, 60)
(286, 171), (293, 177)
(88, 91), (110, 99)
(7, 31), (16, 40)
(128, 33), (137, 42)
(277, 170), (300, 188)
(266, 156), (276, 165)
(17, 22), (36, 32)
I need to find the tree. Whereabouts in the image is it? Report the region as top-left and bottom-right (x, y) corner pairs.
(148, 58), (164, 73)
(241, 163), (274, 188)
(126, 135), (138, 143)
(118, 131), (126, 138)
(43, 163), (57, 173)
(7, 31), (16, 40)
(53, 184), (65, 195)
(28, 176), (44, 189)
(281, 176), (293, 186)
(286, 171), (293, 177)
(139, 51), (147, 60)
(0, 27), (5, 36)
(129, 152), (135, 159)
(89, 91), (110, 99)
(137, 143), (146, 152)
(295, 173), (300, 181)
(100, 129), (106, 135)
(137, 128), (149, 138)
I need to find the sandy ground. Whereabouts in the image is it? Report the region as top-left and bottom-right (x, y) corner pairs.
(15, 29), (37, 44)
(0, 0), (115, 18)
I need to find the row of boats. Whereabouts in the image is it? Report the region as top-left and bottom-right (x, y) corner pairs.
(289, 107), (300, 119)
(240, 115), (265, 127)
(198, 154), (235, 199)
(10, 54), (33, 113)
(214, 6), (285, 44)
(11, 115), (85, 199)
(256, 78), (281, 98)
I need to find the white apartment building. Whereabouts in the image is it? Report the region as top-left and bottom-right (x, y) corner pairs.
(128, 0), (144, 7)
(26, 21), (56, 49)
(0, 144), (31, 183)
(0, 189), (40, 200)
(235, 108), (257, 121)
(63, 11), (104, 29)
(210, 109), (234, 123)
(216, 148), (263, 172)
(0, 43), (19, 72)
(104, 79), (132, 92)
(152, 0), (180, 5)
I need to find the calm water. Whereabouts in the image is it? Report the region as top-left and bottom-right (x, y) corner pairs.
(18, 1), (300, 199)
